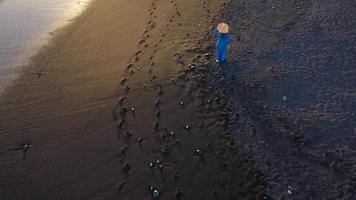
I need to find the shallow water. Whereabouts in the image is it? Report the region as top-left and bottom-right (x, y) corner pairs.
(0, 0), (91, 93)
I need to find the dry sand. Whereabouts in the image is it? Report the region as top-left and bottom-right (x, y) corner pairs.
(1, 0), (268, 199)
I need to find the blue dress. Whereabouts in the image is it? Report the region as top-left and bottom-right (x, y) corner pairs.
(214, 29), (232, 63)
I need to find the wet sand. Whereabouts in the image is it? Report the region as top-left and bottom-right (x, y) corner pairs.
(1, 0), (268, 199)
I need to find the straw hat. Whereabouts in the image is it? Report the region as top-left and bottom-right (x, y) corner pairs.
(217, 22), (229, 33)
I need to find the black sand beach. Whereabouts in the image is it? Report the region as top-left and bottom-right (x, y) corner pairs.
(218, 0), (356, 199)
(1, 0), (355, 199)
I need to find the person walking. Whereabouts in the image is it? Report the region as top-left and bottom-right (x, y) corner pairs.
(214, 22), (231, 64)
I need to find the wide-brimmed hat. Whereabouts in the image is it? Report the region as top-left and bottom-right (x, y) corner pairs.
(217, 23), (229, 33)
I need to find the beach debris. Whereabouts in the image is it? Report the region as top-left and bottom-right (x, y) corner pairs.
(188, 64), (195, 69)
(152, 189), (160, 199)
(149, 162), (154, 168)
(169, 131), (175, 137)
(147, 186), (161, 199)
(179, 101), (185, 107)
(195, 149), (203, 156)
(282, 96), (287, 101)
(184, 124), (191, 130)
(19, 143), (31, 160)
(130, 107), (135, 112)
(22, 144), (30, 152)
(157, 163), (164, 171)
(287, 186), (294, 194)
(136, 137), (143, 143)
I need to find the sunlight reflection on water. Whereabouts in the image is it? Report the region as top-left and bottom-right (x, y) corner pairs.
(0, 0), (91, 93)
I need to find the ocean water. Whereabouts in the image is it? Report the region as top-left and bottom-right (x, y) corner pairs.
(0, 0), (91, 93)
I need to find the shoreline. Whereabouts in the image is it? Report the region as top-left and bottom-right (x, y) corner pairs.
(0, 0), (92, 94)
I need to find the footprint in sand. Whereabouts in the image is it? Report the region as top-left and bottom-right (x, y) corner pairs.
(154, 121), (160, 131)
(138, 39), (146, 45)
(134, 56), (140, 62)
(118, 96), (126, 105)
(126, 63), (134, 69)
(155, 110), (161, 119)
(120, 78), (128, 85)
(134, 50), (142, 56)
(118, 181), (126, 192)
(124, 86), (130, 93)
(158, 86), (163, 96)
(155, 99), (161, 108)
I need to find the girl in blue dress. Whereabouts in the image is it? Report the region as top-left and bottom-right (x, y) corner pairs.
(214, 23), (231, 63)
